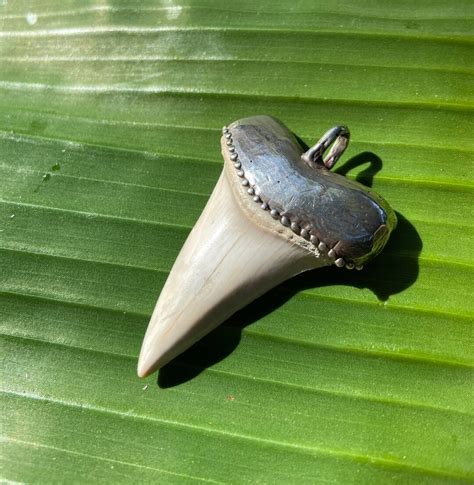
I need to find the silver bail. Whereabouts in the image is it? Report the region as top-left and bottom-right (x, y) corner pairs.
(301, 125), (350, 169)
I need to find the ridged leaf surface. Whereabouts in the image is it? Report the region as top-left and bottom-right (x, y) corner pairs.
(1, 1), (473, 483)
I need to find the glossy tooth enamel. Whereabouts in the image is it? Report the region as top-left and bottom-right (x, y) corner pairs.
(137, 145), (331, 377)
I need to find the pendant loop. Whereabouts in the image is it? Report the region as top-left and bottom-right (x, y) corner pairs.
(301, 125), (350, 170)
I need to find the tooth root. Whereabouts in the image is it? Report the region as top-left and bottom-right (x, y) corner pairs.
(137, 143), (332, 377)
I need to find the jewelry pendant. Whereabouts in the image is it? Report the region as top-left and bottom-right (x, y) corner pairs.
(138, 116), (396, 377)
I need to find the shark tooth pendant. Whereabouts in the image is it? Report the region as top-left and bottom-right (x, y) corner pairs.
(137, 116), (397, 377)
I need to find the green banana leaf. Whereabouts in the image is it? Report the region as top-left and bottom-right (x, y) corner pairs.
(1, 0), (473, 482)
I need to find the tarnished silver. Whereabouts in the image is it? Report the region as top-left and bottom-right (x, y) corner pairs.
(301, 125), (350, 169)
(226, 115), (397, 267)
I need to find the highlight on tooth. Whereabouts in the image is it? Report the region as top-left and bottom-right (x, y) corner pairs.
(137, 116), (397, 378)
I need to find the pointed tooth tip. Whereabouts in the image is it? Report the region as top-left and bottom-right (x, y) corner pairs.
(137, 366), (150, 379)
(137, 360), (152, 378)
(137, 352), (156, 378)
(137, 348), (169, 378)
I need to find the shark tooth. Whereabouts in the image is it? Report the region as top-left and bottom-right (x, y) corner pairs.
(137, 116), (397, 377)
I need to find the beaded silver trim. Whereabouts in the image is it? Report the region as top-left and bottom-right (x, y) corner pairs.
(222, 126), (363, 271)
